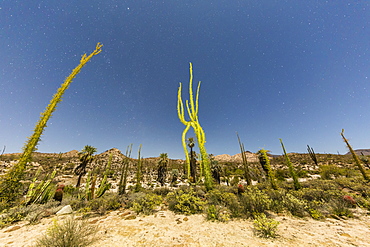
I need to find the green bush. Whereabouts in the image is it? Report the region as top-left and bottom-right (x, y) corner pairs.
(283, 193), (308, 217)
(86, 193), (122, 215)
(206, 189), (242, 217)
(265, 189), (286, 213)
(35, 216), (99, 247)
(128, 192), (162, 215)
(239, 187), (271, 216)
(167, 189), (205, 215)
(253, 213), (279, 238)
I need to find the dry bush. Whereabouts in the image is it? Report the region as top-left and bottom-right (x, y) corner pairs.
(35, 216), (100, 247)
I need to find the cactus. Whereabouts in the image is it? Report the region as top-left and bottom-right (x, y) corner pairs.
(25, 169), (57, 205)
(85, 171), (92, 200)
(257, 149), (278, 190)
(177, 63), (213, 190)
(279, 139), (301, 190)
(95, 153), (113, 198)
(0, 43), (103, 203)
(135, 145), (143, 192)
(307, 145), (318, 166)
(236, 132), (252, 185)
(341, 129), (369, 181)
(118, 144), (133, 195)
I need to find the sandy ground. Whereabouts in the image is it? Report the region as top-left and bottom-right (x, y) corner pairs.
(1, 208), (370, 247)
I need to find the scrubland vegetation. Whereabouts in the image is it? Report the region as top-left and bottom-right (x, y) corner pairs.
(1, 44), (370, 245)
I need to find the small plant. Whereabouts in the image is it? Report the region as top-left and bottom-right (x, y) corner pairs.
(329, 198), (353, 218)
(35, 216), (100, 247)
(253, 213), (279, 238)
(206, 205), (230, 222)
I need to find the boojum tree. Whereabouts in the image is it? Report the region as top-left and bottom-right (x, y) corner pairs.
(0, 43), (103, 203)
(177, 63), (213, 190)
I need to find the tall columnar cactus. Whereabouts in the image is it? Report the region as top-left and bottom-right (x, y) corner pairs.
(135, 145), (143, 192)
(279, 139), (301, 190)
(257, 149), (278, 190)
(95, 153), (113, 198)
(177, 63), (213, 190)
(118, 144), (133, 195)
(0, 43), (103, 203)
(341, 129), (369, 181)
(236, 132), (252, 186)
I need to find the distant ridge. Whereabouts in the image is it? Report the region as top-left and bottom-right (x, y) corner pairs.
(3, 148), (369, 161)
(346, 149), (370, 156)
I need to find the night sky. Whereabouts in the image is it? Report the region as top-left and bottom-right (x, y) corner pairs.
(1, 1), (369, 159)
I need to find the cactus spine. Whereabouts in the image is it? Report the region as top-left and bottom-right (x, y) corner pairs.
(177, 63), (213, 190)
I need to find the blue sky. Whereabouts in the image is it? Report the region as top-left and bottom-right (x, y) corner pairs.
(1, 1), (369, 158)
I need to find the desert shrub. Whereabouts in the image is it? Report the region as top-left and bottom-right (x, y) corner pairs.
(306, 200), (326, 220)
(0, 205), (31, 228)
(85, 193), (122, 215)
(319, 165), (355, 179)
(239, 187), (271, 217)
(167, 189), (205, 215)
(0, 200), (10, 212)
(275, 168), (289, 181)
(329, 198), (353, 218)
(206, 205), (230, 222)
(128, 192), (162, 215)
(305, 179), (338, 191)
(25, 200), (63, 224)
(206, 189), (242, 217)
(230, 176), (240, 186)
(265, 189), (286, 213)
(153, 187), (172, 196)
(0, 200), (62, 228)
(253, 213), (279, 238)
(35, 216), (99, 247)
(283, 193), (308, 217)
(62, 185), (80, 196)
